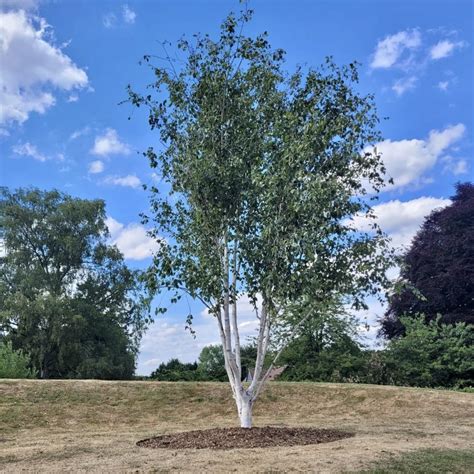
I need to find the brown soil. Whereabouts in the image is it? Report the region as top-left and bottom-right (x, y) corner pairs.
(137, 426), (354, 450)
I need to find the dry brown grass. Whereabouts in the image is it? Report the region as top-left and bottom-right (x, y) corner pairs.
(0, 380), (473, 472)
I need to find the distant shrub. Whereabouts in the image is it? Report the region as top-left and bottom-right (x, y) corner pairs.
(0, 341), (36, 378)
(279, 328), (369, 383)
(150, 358), (200, 381)
(383, 315), (474, 388)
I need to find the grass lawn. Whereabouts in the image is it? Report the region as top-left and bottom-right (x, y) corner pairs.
(0, 380), (473, 472)
(363, 448), (474, 473)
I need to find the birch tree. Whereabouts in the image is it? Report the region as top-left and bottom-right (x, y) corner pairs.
(128, 7), (393, 428)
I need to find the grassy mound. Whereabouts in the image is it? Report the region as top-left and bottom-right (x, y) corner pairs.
(0, 380), (472, 472)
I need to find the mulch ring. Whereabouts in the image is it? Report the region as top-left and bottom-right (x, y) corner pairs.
(137, 427), (354, 450)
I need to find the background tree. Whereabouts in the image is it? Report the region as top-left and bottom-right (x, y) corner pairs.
(129, 7), (392, 427)
(279, 310), (368, 383)
(381, 182), (474, 338)
(0, 188), (149, 379)
(198, 343), (258, 381)
(197, 345), (227, 381)
(150, 358), (199, 381)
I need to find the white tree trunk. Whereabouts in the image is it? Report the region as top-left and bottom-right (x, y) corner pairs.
(215, 236), (276, 429)
(238, 396), (253, 428)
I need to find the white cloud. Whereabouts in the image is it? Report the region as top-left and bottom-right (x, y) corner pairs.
(102, 12), (116, 29)
(142, 358), (161, 368)
(88, 160), (104, 174)
(350, 297), (387, 348)
(0, 10), (88, 125)
(352, 196), (451, 249)
(122, 4), (136, 24)
(374, 123), (466, 191)
(437, 80), (449, 91)
(370, 29), (421, 69)
(426, 123), (465, 155)
(12, 142), (47, 161)
(452, 159), (468, 175)
(370, 30), (467, 96)
(150, 172), (161, 183)
(12, 142), (65, 162)
(103, 5), (136, 28)
(104, 216), (124, 236)
(392, 76), (417, 96)
(69, 126), (90, 140)
(430, 40), (466, 60)
(442, 155), (469, 176)
(67, 94), (78, 103)
(90, 128), (131, 156)
(137, 320), (202, 374)
(104, 174), (141, 188)
(106, 216), (160, 260)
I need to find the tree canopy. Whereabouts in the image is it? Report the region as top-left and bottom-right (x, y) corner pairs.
(0, 188), (150, 379)
(381, 182), (474, 338)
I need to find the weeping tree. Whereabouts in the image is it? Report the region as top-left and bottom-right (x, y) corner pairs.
(128, 7), (392, 427)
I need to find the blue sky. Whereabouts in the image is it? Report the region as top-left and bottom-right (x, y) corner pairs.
(0, 0), (472, 374)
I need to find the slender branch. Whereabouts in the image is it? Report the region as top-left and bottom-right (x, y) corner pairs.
(223, 235), (232, 352)
(215, 308), (238, 398)
(155, 284), (213, 310)
(247, 300), (268, 394)
(231, 239), (241, 378)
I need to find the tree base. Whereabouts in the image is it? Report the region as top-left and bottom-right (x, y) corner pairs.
(137, 426), (353, 450)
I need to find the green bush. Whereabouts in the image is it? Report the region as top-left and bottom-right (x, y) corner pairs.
(0, 341), (36, 378)
(279, 314), (369, 383)
(383, 315), (474, 388)
(150, 358), (200, 381)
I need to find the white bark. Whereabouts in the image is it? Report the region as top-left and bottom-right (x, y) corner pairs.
(217, 234), (315, 428)
(237, 394), (253, 428)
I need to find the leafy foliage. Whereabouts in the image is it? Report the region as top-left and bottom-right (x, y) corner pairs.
(131, 12), (392, 313)
(0, 340), (36, 378)
(150, 344), (258, 382)
(0, 188), (150, 379)
(382, 182), (474, 338)
(279, 314), (368, 382)
(150, 358), (199, 381)
(148, 313), (473, 388)
(198, 344), (258, 381)
(197, 345), (227, 381)
(382, 315), (474, 388)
